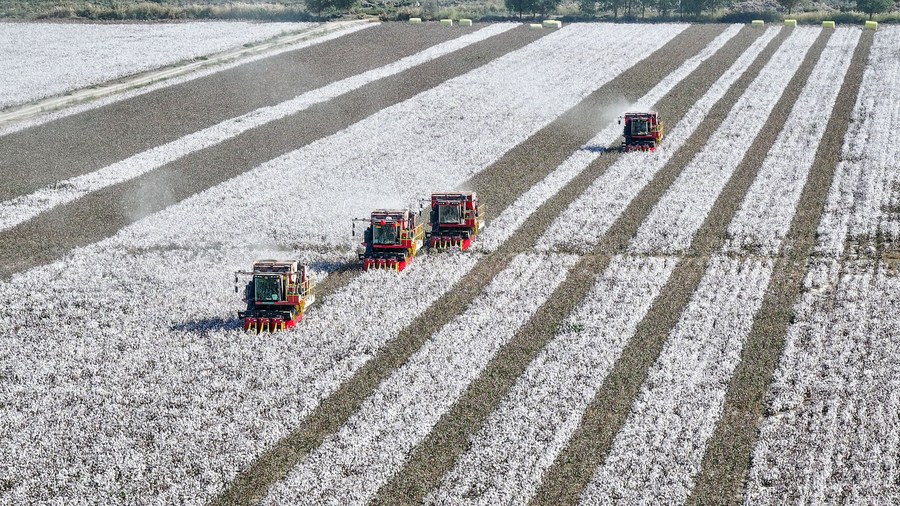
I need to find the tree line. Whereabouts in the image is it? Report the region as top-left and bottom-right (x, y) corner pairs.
(504, 0), (895, 20)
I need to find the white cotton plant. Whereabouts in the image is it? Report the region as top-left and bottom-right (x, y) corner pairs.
(0, 241), (478, 504)
(0, 24), (518, 233)
(427, 255), (677, 506)
(0, 23), (374, 138)
(629, 27), (821, 255)
(0, 26), (694, 500)
(815, 27), (900, 256)
(478, 23), (746, 253)
(113, 23), (687, 252)
(744, 259), (900, 504)
(580, 255), (774, 505)
(0, 22), (316, 109)
(263, 253), (577, 506)
(725, 29), (860, 256)
(538, 27), (779, 254)
(0, 22), (694, 492)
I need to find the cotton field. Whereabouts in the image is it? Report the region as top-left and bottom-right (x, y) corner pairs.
(0, 19), (898, 506)
(0, 21), (316, 109)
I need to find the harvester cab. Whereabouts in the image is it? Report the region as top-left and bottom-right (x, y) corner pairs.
(236, 259), (315, 333)
(620, 111), (664, 152)
(353, 208), (424, 271)
(427, 191), (485, 251)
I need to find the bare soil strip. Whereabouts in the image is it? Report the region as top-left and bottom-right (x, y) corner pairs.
(371, 25), (772, 506)
(208, 24), (721, 506)
(0, 23), (473, 202)
(0, 26), (541, 281)
(686, 31), (875, 506)
(468, 24), (723, 224)
(529, 28), (832, 505)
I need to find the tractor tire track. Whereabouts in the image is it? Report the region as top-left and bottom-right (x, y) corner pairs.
(0, 26), (543, 281)
(530, 28), (832, 505)
(0, 23), (473, 202)
(687, 31), (874, 506)
(208, 24), (722, 506)
(372, 25), (775, 506)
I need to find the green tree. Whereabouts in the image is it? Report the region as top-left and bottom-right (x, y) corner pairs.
(506, 0), (536, 18)
(857, 0), (893, 18)
(305, 0), (355, 17)
(681, 0), (704, 16)
(534, 0), (562, 16)
(657, 0), (678, 16)
(601, 0), (624, 18)
(578, 0), (597, 16)
(778, 0), (799, 14)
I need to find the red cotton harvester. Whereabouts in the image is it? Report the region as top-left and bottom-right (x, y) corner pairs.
(353, 209), (424, 272)
(236, 259), (315, 333)
(620, 111), (664, 152)
(427, 191), (485, 251)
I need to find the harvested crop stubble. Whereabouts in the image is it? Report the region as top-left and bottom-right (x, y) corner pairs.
(0, 22), (314, 109)
(478, 23), (745, 253)
(0, 24), (686, 502)
(577, 29), (860, 504)
(0, 242), (477, 503)
(428, 255), (676, 506)
(744, 259), (900, 504)
(816, 27), (900, 255)
(687, 29), (876, 505)
(629, 27), (820, 255)
(0, 25), (540, 280)
(0, 24), (517, 233)
(0, 23), (374, 139)
(724, 28), (860, 255)
(263, 253), (577, 506)
(122, 23), (685, 252)
(539, 26), (778, 254)
(532, 26), (831, 505)
(376, 26), (775, 506)
(0, 23), (458, 201)
(425, 28), (789, 504)
(313, 25), (728, 506)
(581, 256), (773, 504)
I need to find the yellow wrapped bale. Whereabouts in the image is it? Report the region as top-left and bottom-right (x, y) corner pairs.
(784, 19), (797, 27)
(440, 18), (453, 25)
(542, 19), (562, 28)
(529, 23), (543, 29)
(751, 19), (764, 26)
(865, 20), (878, 30)
(822, 20), (836, 28)
(408, 17), (422, 23)
(460, 18), (473, 26)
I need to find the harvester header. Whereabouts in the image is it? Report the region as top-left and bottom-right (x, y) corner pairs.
(621, 111), (664, 152)
(236, 259), (315, 332)
(427, 191), (484, 251)
(354, 208), (424, 272)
